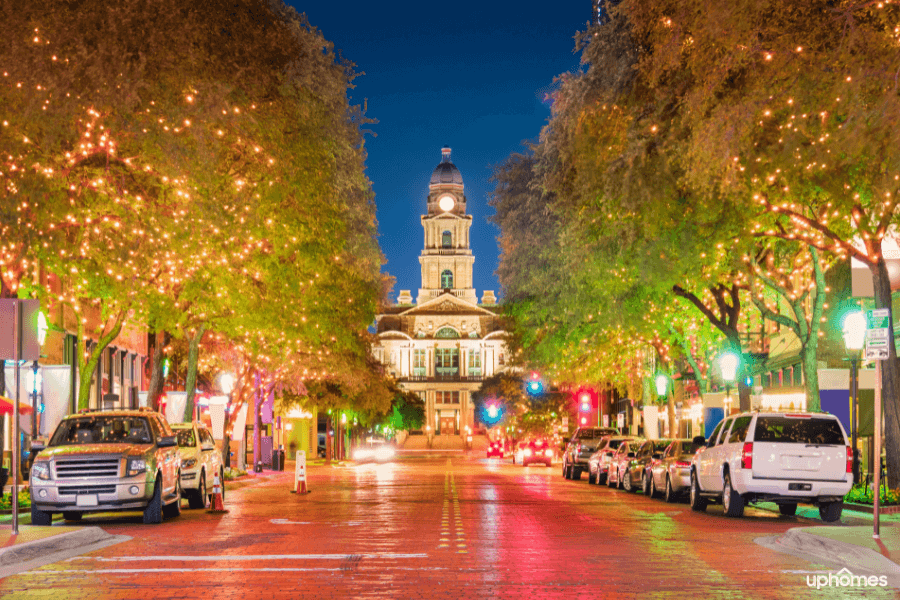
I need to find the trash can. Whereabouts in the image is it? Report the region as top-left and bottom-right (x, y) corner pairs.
(0, 467), (8, 499)
(272, 449), (285, 471)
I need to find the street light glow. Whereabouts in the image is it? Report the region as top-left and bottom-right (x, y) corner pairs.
(842, 310), (866, 351)
(718, 352), (740, 383)
(220, 372), (235, 394)
(655, 374), (668, 396)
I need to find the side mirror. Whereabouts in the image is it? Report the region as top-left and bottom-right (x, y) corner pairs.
(157, 435), (177, 448)
(627, 452), (635, 458)
(31, 440), (46, 453)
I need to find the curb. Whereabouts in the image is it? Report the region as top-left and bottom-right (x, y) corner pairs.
(0, 527), (130, 579)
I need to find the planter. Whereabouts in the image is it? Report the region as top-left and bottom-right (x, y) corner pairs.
(844, 502), (900, 515)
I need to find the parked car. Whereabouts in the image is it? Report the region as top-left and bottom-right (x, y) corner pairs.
(587, 436), (635, 485)
(486, 440), (505, 458)
(645, 438), (703, 501)
(606, 438), (647, 489)
(29, 408), (182, 525)
(352, 437), (396, 463)
(613, 439), (672, 493)
(690, 412), (853, 521)
(170, 422), (224, 509)
(562, 427), (618, 480)
(519, 438), (554, 467)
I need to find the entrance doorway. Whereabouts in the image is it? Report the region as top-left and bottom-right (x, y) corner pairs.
(439, 416), (456, 435)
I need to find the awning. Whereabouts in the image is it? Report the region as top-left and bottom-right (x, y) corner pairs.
(0, 396), (33, 416)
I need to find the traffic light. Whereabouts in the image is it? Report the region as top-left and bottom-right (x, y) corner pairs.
(481, 398), (504, 426)
(525, 371), (544, 396)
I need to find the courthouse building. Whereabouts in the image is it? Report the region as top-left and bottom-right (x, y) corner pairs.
(373, 147), (508, 436)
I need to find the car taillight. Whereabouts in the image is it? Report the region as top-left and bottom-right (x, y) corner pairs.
(847, 446), (853, 474)
(545, 449), (553, 457)
(675, 460), (691, 468)
(741, 442), (753, 469)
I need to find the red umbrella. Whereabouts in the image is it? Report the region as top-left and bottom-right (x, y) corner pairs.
(0, 396), (33, 416)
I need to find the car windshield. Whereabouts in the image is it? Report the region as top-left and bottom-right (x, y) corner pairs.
(679, 442), (704, 455)
(579, 428), (615, 439)
(754, 417), (845, 445)
(49, 416), (152, 446)
(174, 428), (196, 447)
(605, 439), (624, 450)
(652, 441), (670, 452)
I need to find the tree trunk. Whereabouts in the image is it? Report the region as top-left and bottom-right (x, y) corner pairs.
(146, 331), (167, 411)
(222, 432), (232, 469)
(871, 259), (900, 484)
(325, 415), (333, 462)
(667, 391), (677, 437)
(182, 325), (206, 423)
(801, 348), (821, 412)
(76, 315), (125, 410)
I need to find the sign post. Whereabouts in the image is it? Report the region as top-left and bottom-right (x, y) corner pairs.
(0, 299), (41, 534)
(866, 308), (890, 539)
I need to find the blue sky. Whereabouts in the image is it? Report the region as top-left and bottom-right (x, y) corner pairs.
(291, 2), (589, 301)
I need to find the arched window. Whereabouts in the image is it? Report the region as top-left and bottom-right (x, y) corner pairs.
(441, 269), (453, 288)
(442, 230), (452, 248)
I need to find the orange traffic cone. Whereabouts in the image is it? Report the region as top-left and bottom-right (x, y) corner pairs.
(207, 472), (229, 513)
(294, 462), (308, 494)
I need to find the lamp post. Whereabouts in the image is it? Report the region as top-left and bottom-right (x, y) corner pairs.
(842, 311), (866, 484)
(219, 373), (234, 469)
(655, 374), (668, 436)
(719, 351), (739, 415)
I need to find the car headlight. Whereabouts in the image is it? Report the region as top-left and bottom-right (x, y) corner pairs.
(127, 458), (147, 477)
(374, 446), (395, 461)
(182, 458), (197, 469)
(353, 449), (372, 461)
(31, 461), (50, 481)
(545, 449), (553, 457)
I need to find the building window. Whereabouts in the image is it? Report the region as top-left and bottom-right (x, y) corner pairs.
(434, 348), (459, 376)
(442, 230), (452, 248)
(498, 352), (505, 366)
(436, 391), (460, 404)
(435, 327), (459, 338)
(413, 349), (426, 376)
(441, 269), (453, 288)
(468, 349), (481, 376)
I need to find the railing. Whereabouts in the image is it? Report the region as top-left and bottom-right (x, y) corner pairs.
(400, 375), (484, 383)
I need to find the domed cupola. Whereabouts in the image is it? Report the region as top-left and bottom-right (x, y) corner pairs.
(429, 146), (463, 187)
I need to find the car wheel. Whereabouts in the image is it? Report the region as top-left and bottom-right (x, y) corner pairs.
(689, 471), (707, 512)
(642, 472), (651, 496)
(143, 476), (164, 524)
(188, 471), (207, 509)
(588, 470), (597, 485)
(62, 511), (83, 521)
(31, 505), (52, 526)
(779, 503), (798, 516)
(722, 472), (744, 518)
(616, 468), (624, 489)
(664, 476), (676, 503)
(163, 475), (182, 519)
(650, 475), (658, 499)
(819, 501), (843, 522)
(623, 469), (634, 492)
(572, 467), (581, 481)
(607, 468), (616, 488)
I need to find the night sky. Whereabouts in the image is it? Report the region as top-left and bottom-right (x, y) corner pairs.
(291, 2), (589, 303)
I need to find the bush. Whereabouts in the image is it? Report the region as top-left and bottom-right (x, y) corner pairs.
(844, 483), (900, 506)
(223, 467), (247, 481)
(0, 489), (31, 510)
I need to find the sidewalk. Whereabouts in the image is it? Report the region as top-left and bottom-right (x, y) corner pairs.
(757, 504), (900, 587)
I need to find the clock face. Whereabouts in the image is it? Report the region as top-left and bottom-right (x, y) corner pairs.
(438, 195), (455, 212)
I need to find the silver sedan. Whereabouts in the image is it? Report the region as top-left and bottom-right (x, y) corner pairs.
(645, 437), (705, 502)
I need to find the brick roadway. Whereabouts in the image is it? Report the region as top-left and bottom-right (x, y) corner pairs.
(0, 455), (894, 599)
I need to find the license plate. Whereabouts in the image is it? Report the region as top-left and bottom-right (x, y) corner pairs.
(76, 494), (99, 507)
(788, 483), (812, 491)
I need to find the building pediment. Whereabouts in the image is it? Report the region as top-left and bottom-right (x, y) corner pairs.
(398, 292), (495, 317)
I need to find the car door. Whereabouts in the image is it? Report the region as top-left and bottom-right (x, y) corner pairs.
(200, 428), (219, 489)
(723, 415), (753, 479)
(653, 442), (673, 488)
(698, 420), (727, 490)
(703, 418), (734, 492)
(155, 416), (178, 496)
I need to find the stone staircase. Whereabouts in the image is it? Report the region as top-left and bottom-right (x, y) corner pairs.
(400, 433), (490, 452)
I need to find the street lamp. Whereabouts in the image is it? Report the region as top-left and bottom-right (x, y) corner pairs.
(219, 373), (234, 468)
(843, 310), (866, 484)
(655, 374), (668, 435)
(719, 351), (739, 414)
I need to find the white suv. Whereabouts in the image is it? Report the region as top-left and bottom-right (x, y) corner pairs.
(689, 412), (852, 522)
(171, 422), (223, 509)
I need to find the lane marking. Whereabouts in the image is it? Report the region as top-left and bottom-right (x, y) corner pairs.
(27, 566), (450, 575)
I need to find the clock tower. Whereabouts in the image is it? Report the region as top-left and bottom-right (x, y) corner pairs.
(417, 146), (476, 305)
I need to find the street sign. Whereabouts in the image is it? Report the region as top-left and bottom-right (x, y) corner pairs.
(0, 299), (41, 361)
(868, 308), (890, 329)
(561, 416), (568, 428)
(866, 347), (889, 360)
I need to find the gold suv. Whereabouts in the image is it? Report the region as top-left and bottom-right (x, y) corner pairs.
(30, 408), (182, 525)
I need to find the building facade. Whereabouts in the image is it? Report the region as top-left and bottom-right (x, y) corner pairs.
(373, 147), (508, 436)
